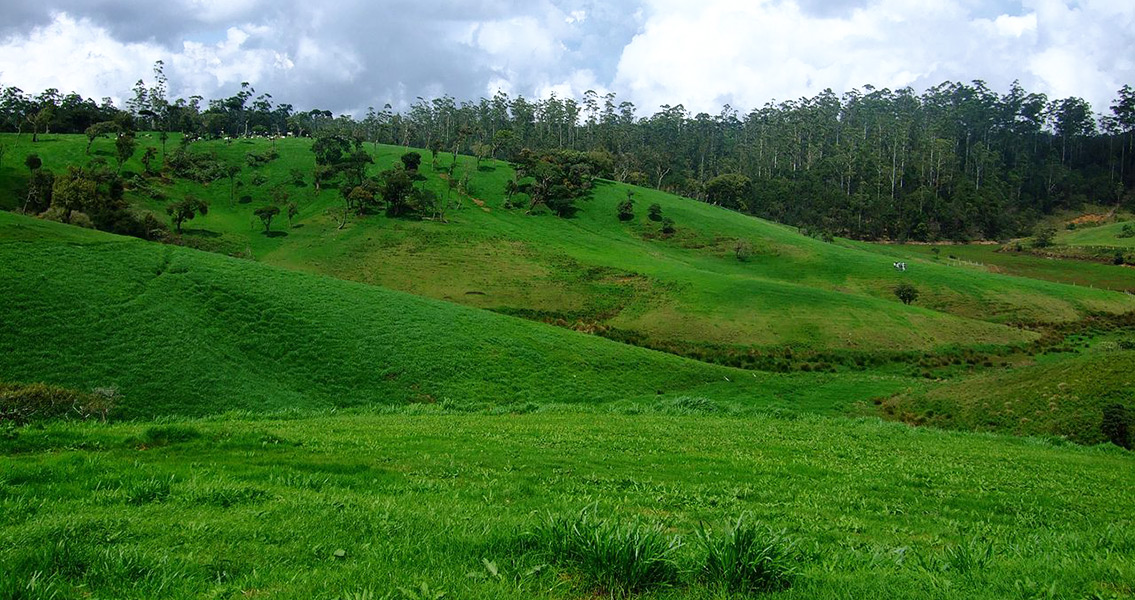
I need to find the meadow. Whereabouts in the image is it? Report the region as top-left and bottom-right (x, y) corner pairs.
(2, 132), (1135, 599)
(2, 413), (1133, 600)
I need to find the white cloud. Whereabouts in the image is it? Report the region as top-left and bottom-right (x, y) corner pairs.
(0, 13), (162, 104)
(614, 0), (1135, 115)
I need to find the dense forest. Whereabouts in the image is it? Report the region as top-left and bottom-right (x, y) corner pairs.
(2, 62), (1133, 241)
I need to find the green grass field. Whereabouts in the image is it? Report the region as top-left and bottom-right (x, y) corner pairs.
(1059, 220), (1135, 248)
(3, 133), (1135, 599)
(848, 241), (1135, 293)
(0, 211), (912, 419)
(2, 413), (1132, 599)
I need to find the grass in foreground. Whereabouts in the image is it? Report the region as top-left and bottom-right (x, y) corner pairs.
(1, 412), (1132, 599)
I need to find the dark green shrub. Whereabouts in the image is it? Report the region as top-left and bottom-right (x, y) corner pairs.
(0, 382), (115, 424)
(894, 282), (919, 305)
(696, 516), (799, 594)
(141, 425), (201, 447)
(661, 217), (676, 235)
(1101, 403), (1131, 449)
(647, 203), (663, 221)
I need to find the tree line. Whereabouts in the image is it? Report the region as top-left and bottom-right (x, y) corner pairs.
(3, 64), (1133, 241)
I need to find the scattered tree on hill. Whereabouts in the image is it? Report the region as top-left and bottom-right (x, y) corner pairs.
(1033, 224), (1057, 248)
(286, 202), (298, 227)
(254, 205), (280, 233)
(141, 147), (158, 175)
(382, 167), (416, 217)
(648, 203), (663, 222)
(661, 216), (676, 235)
(705, 173), (753, 211)
(401, 151), (422, 172)
(1101, 403), (1131, 449)
(512, 149), (595, 217)
(617, 190), (635, 221)
(50, 166), (97, 224)
(166, 195), (208, 233)
(894, 282), (919, 305)
(84, 121), (119, 154)
(114, 132), (136, 174)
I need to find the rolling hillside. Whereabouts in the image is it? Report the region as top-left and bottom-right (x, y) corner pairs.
(0, 211), (909, 419)
(5, 133), (1133, 355)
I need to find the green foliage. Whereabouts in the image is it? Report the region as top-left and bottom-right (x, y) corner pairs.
(695, 516), (799, 594)
(734, 239), (752, 261)
(616, 190), (635, 221)
(661, 216), (675, 234)
(894, 282), (919, 305)
(400, 151), (422, 172)
(0, 381), (114, 424)
(1118, 223), (1135, 239)
(1034, 224), (1057, 248)
(528, 508), (681, 596)
(513, 149), (594, 217)
(1101, 403), (1131, 449)
(647, 202), (663, 221)
(166, 195), (208, 233)
(705, 173), (752, 212)
(254, 205), (280, 233)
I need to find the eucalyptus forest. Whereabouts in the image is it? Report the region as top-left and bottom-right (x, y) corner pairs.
(4, 68), (1134, 241)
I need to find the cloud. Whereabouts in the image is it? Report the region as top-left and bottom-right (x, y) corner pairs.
(0, 0), (1131, 119)
(614, 0), (1135, 115)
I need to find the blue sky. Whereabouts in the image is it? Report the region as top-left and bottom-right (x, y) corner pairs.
(0, 0), (1131, 117)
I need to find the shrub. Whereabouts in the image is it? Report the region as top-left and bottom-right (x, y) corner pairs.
(894, 282), (919, 305)
(1101, 403), (1131, 449)
(734, 239), (753, 261)
(696, 516), (800, 594)
(528, 508), (681, 596)
(141, 425), (202, 447)
(661, 217), (676, 235)
(0, 382), (116, 424)
(647, 203), (663, 222)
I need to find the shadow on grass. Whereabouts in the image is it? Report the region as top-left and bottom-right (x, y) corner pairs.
(182, 228), (221, 238)
(263, 230), (288, 238)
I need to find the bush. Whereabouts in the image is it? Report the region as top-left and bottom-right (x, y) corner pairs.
(647, 203), (663, 222)
(0, 382), (116, 424)
(696, 517), (800, 594)
(734, 239), (752, 261)
(661, 217), (676, 235)
(1101, 403), (1131, 449)
(894, 282), (919, 305)
(528, 508), (681, 596)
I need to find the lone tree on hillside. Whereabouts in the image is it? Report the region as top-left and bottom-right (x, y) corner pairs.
(648, 203), (663, 222)
(166, 195), (209, 233)
(114, 132), (136, 174)
(894, 282), (919, 305)
(254, 205), (280, 233)
(617, 190), (635, 221)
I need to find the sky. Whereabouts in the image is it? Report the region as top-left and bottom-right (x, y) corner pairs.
(0, 0), (1132, 118)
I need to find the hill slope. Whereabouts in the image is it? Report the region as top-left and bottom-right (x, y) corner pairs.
(4, 134), (1133, 353)
(0, 212), (910, 418)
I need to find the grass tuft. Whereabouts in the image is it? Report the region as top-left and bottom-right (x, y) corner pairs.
(528, 507), (681, 596)
(695, 515), (800, 594)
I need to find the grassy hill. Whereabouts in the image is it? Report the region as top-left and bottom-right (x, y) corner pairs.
(883, 348), (1135, 444)
(0, 211), (909, 419)
(1058, 219), (1135, 248)
(4, 133), (1133, 356)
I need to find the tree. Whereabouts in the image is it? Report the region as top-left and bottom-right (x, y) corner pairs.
(401, 151), (422, 172)
(1033, 224), (1056, 248)
(705, 173), (752, 211)
(166, 195), (209, 233)
(286, 202), (299, 228)
(1101, 403), (1131, 449)
(894, 282), (919, 305)
(254, 205), (280, 233)
(648, 203), (663, 222)
(84, 121), (119, 154)
(661, 216), (676, 234)
(141, 147), (158, 175)
(114, 133), (136, 174)
(617, 190), (635, 221)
